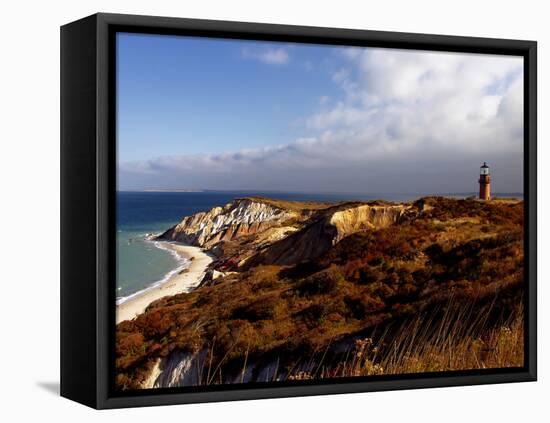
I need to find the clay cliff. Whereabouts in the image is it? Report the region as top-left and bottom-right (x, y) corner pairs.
(158, 197), (418, 268)
(158, 198), (297, 248)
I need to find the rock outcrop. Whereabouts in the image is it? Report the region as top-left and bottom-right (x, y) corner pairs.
(158, 197), (419, 268)
(329, 204), (408, 244)
(143, 350), (207, 388)
(247, 203), (413, 266)
(158, 198), (296, 248)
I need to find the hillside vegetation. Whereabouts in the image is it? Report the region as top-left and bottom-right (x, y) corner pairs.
(116, 197), (524, 390)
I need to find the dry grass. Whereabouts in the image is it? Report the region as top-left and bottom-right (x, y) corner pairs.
(241, 196), (336, 211)
(162, 299), (525, 386)
(298, 300), (524, 380)
(241, 196), (391, 213)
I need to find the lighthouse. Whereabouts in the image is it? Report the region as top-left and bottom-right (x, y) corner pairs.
(479, 162), (491, 201)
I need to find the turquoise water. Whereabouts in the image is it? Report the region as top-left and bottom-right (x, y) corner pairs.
(117, 191), (256, 300)
(116, 230), (184, 301)
(116, 190), (524, 301)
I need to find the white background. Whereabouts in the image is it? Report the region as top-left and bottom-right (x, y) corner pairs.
(1, 0), (547, 420)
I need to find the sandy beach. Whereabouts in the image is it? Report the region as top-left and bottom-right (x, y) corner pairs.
(116, 243), (213, 324)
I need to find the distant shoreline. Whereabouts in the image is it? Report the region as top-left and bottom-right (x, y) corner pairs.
(116, 189), (524, 198)
(130, 189), (205, 193)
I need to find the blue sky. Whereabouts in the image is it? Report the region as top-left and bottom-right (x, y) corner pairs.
(118, 33), (343, 160)
(117, 33), (524, 194)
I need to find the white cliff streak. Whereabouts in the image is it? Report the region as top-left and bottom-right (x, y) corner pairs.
(159, 199), (295, 248)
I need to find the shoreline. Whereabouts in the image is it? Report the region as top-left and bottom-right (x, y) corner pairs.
(116, 243), (213, 324)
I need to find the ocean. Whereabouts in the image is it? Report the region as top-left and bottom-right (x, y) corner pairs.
(117, 191), (240, 302)
(116, 190), (523, 302)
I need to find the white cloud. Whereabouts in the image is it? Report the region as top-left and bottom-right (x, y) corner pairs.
(242, 47), (289, 65)
(307, 48), (523, 156)
(332, 68), (350, 83)
(318, 95), (330, 105)
(120, 48), (524, 193)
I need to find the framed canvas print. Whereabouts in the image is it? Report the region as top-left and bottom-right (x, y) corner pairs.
(60, 13), (537, 409)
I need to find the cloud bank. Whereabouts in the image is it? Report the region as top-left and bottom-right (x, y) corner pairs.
(119, 48), (523, 194)
(241, 46), (290, 65)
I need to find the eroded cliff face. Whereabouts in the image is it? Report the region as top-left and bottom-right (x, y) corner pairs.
(159, 197), (417, 267)
(246, 203), (414, 266)
(141, 325), (380, 388)
(143, 346), (327, 387)
(159, 198), (296, 248)
(329, 204), (408, 244)
(143, 350), (207, 389)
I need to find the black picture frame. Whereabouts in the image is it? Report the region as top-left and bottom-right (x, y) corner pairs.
(60, 12), (537, 409)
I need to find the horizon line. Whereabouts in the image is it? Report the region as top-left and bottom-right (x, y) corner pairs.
(116, 188), (524, 196)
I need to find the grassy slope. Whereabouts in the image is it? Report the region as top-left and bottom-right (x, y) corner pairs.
(240, 196), (396, 214)
(116, 197), (524, 389)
